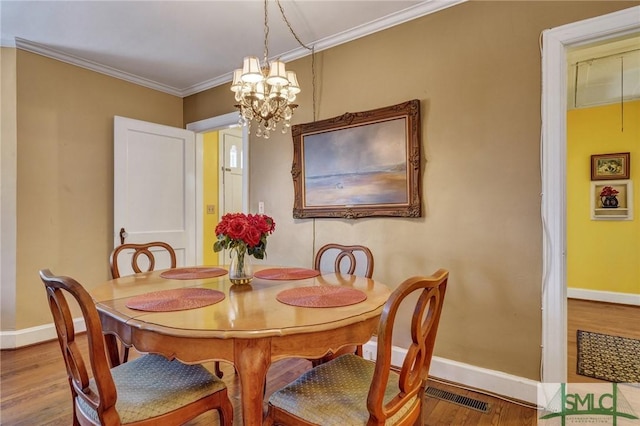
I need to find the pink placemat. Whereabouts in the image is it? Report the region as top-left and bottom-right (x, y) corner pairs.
(254, 267), (320, 280)
(126, 288), (225, 312)
(159, 267), (227, 280)
(276, 286), (367, 308)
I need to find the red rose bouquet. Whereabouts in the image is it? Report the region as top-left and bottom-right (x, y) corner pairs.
(599, 186), (619, 197)
(213, 212), (276, 260)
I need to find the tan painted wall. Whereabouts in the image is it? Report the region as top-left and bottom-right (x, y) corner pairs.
(184, 1), (638, 380)
(14, 51), (183, 329)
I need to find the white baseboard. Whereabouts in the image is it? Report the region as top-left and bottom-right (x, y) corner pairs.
(568, 288), (640, 306)
(0, 318), (85, 350)
(363, 341), (539, 405)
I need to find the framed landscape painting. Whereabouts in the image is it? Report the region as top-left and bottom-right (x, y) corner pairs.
(291, 99), (422, 219)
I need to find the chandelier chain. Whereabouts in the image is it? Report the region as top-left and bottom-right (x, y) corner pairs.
(276, 0), (317, 121)
(276, 0), (312, 51)
(263, 0), (270, 64)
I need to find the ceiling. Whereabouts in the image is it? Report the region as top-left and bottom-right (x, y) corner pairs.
(1, 0), (465, 97)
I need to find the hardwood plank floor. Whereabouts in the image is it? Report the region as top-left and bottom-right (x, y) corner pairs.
(0, 336), (537, 425)
(567, 298), (640, 383)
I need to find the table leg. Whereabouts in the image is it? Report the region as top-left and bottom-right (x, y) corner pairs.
(234, 338), (271, 426)
(103, 333), (122, 367)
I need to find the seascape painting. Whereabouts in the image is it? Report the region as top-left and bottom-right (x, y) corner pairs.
(291, 99), (421, 219)
(303, 118), (408, 207)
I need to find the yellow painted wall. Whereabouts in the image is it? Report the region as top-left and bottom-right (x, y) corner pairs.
(567, 101), (640, 294)
(202, 131), (219, 265)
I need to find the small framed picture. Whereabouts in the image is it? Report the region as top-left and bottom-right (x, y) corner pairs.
(591, 152), (630, 180)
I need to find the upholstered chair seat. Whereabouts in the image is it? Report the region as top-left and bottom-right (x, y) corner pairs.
(268, 354), (418, 425)
(76, 354), (228, 424)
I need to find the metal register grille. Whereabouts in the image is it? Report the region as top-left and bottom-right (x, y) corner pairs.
(425, 386), (491, 413)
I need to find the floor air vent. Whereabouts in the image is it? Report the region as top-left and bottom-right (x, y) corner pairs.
(425, 386), (490, 413)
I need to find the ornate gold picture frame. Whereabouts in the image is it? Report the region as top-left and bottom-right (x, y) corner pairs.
(291, 100), (421, 219)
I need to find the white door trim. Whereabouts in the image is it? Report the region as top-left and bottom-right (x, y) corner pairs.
(187, 112), (249, 265)
(541, 5), (640, 383)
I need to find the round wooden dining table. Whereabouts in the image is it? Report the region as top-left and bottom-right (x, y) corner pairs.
(90, 265), (391, 426)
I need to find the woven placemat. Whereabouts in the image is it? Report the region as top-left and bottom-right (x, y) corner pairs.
(254, 267), (320, 280)
(577, 329), (640, 382)
(276, 286), (366, 308)
(159, 267), (227, 280)
(126, 288), (225, 312)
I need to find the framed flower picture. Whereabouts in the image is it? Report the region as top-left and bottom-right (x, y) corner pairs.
(590, 152), (630, 180)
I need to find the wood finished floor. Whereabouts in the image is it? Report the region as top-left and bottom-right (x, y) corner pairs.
(0, 335), (537, 425)
(567, 298), (640, 383)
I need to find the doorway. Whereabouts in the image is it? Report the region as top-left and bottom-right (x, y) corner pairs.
(541, 6), (640, 383)
(187, 112), (249, 266)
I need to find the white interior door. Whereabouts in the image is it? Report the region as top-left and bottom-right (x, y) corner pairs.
(114, 116), (196, 274)
(221, 128), (244, 215)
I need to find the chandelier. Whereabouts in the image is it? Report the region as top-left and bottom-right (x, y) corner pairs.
(230, 0), (304, 139)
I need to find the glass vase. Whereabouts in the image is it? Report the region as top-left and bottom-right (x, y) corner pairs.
(229, 245), (253, 285)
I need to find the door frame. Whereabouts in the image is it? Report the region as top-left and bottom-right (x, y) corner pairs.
(187, 112), (249, 265)
(540, 6), (640, 383)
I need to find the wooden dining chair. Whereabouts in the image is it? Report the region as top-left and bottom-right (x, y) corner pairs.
(39, 269), (234, 426)
(110, 241), (177, 279)
(107, 241), (178, 365)
(312, 243), (374, 365)
(314, 243), (374, 279)
(265, 269), (449, 426)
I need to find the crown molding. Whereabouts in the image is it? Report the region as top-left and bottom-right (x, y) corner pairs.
(14, 0), (466, 98)
(15, 37), (184, 97)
